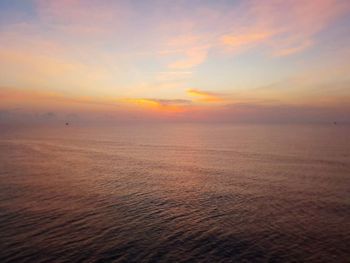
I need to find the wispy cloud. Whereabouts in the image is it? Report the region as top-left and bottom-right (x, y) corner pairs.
(187, 89), (225, 103)
(221, 0), (350, 56)
(0, 0), (349, 123)
(221, 30), (275, 53)
(168, 46), (209, 69)
(272, 40), (313, 57)
(162, 34), (211, 70)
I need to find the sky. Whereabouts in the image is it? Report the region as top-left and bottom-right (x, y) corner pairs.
(1, 0), (350, 123)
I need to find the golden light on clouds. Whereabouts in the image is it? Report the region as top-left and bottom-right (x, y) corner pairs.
(187, 89), (225, 103)
(119, 98), (189, 113)
(0, 0), (349, 123)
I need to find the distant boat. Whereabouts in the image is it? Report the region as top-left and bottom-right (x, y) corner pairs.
(65, 122), (69, 126)
(334, 121), (337, 125)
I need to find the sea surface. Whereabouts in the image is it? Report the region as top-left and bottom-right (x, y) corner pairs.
(0, 123), (349, 263)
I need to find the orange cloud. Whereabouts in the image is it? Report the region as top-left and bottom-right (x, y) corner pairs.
(222, 31), (274, 50)
(187, 89), (225, 103)
(0, 87), (225, 115)
(119, 98), (191, 113)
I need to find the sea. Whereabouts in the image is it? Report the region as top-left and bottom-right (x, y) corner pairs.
(0, 123), (349, 262)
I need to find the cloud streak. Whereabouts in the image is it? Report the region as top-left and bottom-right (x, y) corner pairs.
(221, 0), (350, 56)
(187, 89), (225, 103)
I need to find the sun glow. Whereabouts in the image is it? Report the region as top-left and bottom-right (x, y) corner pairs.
(120, 98), (188, 113)
(0, 0), (349, 123)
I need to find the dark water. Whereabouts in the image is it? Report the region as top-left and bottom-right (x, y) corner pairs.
(0, 123), (349, 263)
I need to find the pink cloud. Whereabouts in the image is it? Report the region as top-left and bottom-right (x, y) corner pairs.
(221, 0), (350, 56)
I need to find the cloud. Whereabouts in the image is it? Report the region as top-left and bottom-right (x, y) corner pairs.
(168, 46), (209, 69)
(162, 34), (211, 70)
(1, 87), (349, 124)
(221, 0), (350, 56)
(119, 98), (192, 112)
(187, 89), (225, 103)
(221, 30), (275, 52)
(1, 0), (349, 117)
(158, 0), (350, 73)
(272, 40), (313, 57)
(152, 99), (191, 106)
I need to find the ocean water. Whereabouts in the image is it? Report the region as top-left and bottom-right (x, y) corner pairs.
(0, 123), (349, 263)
